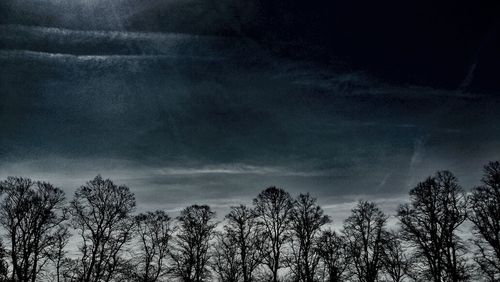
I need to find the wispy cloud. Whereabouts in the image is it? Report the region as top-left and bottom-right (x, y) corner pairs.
(155, 164), (330, 177)
(377, 172), (392, 190)
(406, 136), (427, 187)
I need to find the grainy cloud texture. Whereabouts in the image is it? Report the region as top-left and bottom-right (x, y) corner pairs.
(1, 0), (499, 223)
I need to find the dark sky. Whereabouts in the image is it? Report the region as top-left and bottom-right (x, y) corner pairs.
(1, 0), (499, 221)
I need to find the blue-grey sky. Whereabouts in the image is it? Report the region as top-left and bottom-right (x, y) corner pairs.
(1, 0), (499, 223)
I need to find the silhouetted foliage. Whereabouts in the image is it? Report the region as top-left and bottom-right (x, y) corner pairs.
(170, 205), (217, 282)
(287, 193), (330, 282)
(468, 161), (500, 281)
(0, 161), (499, 281)
(381, 230), (411, 282)
(315, 230), (350, 282)
(133, 210), (174, 282)
(212, 232), (241, 282)
(343, 201), (388, 282)
(70, 175), (136, 282)
(48, 225), (71, 282)
(56, 258), (80, 282)
(0, 177), (67, 282)
(253, 186), (293, 282)
(0, 240), (8, 281)
(223, 205), (263, 282)
(397, 171), (469, 282)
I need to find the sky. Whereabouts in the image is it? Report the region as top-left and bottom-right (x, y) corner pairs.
(1, 0), (500, 224)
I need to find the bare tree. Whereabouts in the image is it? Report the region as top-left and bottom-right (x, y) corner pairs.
(70, 175), (136, 282)
(0, 177), (67, 282)
(253, 186), (293, 282)
(397, 171), (469, 282)
(48, 225), (71, 282)
(133, 210), (174, 282)
(288, 193), (330, 282)
(468, 161), (500, 281)
(212, 232), (242, 282)
(59, 258), (86, 282)
(224, 205), (263, 282)
(0, 239), (8, 281)
(170, 205), (217, 282)
(381, 230), (411, 282)
(343, 201), (387, 282)
(315, 230), (350, 282)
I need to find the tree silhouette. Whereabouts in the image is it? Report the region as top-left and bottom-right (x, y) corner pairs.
(381, 230), (411, 282)
(70, 175), (136, 282)
(288, 193), (330, 282)
(49, 224), (71, 282)
(133, 210), (174, 282)
(224, 205), (263, 282)
(1, 161), (500, 281)
(397, 171), (469, 282)
(0, 239), (8, 281)
(253, 187), (293, 282)
(0, 177), (67, 282)
(170, 205), (217, 282)
(468, 161), (500, 281)
(315, 230), (350, 282)
(343, 201), (387, 282)
(212, 232), (241, 282)
(54, 257), (80, 282)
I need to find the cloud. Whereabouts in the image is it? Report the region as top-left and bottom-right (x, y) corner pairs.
(1, 19), (500, 216)
(377, 172), (392, 190)
(410, 137), (425, 168)
(155, 164), (330, 177)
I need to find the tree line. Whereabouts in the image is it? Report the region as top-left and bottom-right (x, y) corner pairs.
(0, 161), (498, 282)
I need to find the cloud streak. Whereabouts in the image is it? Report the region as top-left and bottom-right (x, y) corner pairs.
(155, 165), (331, 177)
(1, 19), (500, 215)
